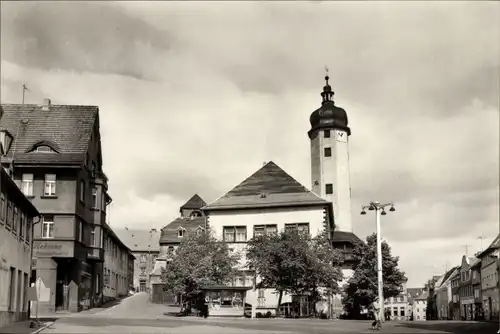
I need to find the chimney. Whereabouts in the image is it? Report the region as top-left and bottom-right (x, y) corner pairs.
(41, 98), (51, 111)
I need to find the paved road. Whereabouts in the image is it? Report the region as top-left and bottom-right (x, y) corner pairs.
(41, 293), (499, 334)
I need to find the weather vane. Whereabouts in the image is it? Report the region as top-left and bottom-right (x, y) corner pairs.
(325, 65), (329, 76)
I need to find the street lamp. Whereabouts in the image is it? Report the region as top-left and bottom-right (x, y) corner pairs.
(360, 201), (396, 323)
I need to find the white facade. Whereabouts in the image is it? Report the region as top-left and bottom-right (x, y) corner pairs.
(208, 206), (328, 313)
(310, 128), (352, 233)
(412, 299), (427, 321)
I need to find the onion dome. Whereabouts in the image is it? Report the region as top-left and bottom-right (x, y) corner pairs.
(308, 75), (351, 138)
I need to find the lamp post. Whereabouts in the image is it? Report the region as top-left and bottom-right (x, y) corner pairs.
(360, 201), (396, 323)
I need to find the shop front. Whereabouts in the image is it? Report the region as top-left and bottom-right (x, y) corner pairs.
(203, 286), (250, 317)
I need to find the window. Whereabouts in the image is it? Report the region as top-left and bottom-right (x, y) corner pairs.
(19, 213), (25, 239)
(324, 147), (332, 157)
(473, 271), (476, 279)
(44, 174), (56, 196)
(177, 228), (185, 238)
(35, 145), (55, 153)
(285, 223), (310, 235)
(9, 267), (15, 311)
(0, 192), (5, 223)
(80, 180), (86, 202)
(196, 226), (204, 236)
(23, 273), (28, 312)
(21, 174), (34, 196)
(90, 226), (96, 247)
(324, 130), (330, 138)
(13, 206), (18, 233)
(400, 307), (405, 317)
(91, 162), (96, 177)
(27, 218), (32, 243)
(325, 184), (333, 195)
(79, 221), (83, 242)
(92, 188), (98, 209)
(42, 215), (54, 238)
(223, 226), (247, 242)
(254, 224), (277, 237)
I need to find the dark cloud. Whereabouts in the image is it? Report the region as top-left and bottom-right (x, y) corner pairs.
(0, 2), (172, 80)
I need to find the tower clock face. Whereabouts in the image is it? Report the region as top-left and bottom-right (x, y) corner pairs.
(335, 130), (347, 143)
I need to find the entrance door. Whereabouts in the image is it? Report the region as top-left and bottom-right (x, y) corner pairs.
(488, 298), (492, 321)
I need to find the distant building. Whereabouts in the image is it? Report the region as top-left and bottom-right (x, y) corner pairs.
(114, 228), (161, 292)
(155, 194), (208, 304)
(450, 271), (461, 320)
(407, 288), (425, 320)
(202, 161), (334, 317)
(0, 100), (113, 314)
(459, 256), (481, 320)
(102, 229), (134, 303)
(477, 234), (500, 321)
(0, 167), (39, 327)
(385, 281), (409, 320)
(411, 290), (428, 321)
(435, 267), (459, 320)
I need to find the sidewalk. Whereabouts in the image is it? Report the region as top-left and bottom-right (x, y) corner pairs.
(0, 320), (53, 334)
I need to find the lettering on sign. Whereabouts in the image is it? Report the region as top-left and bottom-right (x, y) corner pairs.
(33, 242), (73, 257)
(33, 244), (63, 250)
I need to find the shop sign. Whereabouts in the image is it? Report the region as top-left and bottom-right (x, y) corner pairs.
(33, 241), (74, 258)
(460, 297), (474, 305)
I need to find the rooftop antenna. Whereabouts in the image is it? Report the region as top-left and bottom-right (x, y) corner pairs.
(463, 244), (470, 257)
(22, 84), (29, 104)
(325, 65), (329, 76)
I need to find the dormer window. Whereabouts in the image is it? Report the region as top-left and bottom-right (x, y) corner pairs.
(35, 145), (55, 153)
(177, 227), (186, 238)
(196, 226), (205, 236)
(0, 130), (13, 155)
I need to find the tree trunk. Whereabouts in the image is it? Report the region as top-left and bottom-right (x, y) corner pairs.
(276, 290), (283, 318)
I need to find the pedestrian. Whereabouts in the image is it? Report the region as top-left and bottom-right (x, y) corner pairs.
(370, 304), (382, 331)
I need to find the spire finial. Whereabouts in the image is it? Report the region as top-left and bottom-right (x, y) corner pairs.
(321, 66), (334, 104)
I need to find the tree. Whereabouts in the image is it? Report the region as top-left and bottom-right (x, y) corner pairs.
(426, 278), (438, 320)
(343, 233), (407, 319)
(246, 229), (343, 317)
(161, 231), (240, 312)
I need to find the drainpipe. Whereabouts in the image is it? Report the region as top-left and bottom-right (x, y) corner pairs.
(29, 215), (41, 327)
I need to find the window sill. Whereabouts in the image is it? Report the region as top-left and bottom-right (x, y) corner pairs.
(41, 195), (58, 199)
(91, 207), (100, 211)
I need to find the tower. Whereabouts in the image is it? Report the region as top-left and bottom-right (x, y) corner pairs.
(308, 74), (352, 233)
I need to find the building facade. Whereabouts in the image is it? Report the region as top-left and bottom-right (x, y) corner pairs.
(0, 100), (110, 314)
(203, 161), (334, 317)
(154, 194), (208, 304)
(458, 256), (480, 320)
(450, 271), (461, 320)
(102, 227), (134, 302)
(114, 228), (161, 293)
(385, 282), (408, 321)
(435, 267), (459, 320)
(411, 292), (428, 321)
(477, 234), (500, 321)
(0, 168), (40, 327)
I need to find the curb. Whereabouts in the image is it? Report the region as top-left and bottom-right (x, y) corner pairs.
(32, 321), (54, 334)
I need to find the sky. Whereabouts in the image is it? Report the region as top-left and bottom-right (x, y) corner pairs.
(1, 1), (499, 287)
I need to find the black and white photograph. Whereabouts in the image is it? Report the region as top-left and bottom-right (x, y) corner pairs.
(0, 1), (498, 333)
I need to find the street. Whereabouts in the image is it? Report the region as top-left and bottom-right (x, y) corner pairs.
(38, 293), (498, 334)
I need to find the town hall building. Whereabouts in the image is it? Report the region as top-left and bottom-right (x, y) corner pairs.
(198, 75), (361, 317)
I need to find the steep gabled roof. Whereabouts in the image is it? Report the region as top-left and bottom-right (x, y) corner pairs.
(159, 217), (206, 244)
(407, 288), (425, 300)
(203, 161), (328, 211)
(113, 228), (161, 252)
(180, 194), (206, 210)
(0, 103), (98, 166)
(437, 267), (460, 288)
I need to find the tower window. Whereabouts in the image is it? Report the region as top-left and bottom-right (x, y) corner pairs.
(324, 130), (331, 138)
(324, 147), (332, 157)
(325, 184), (333, 195)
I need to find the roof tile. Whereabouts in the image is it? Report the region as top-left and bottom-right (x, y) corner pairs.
(204, 161), (327, 210)
(0, 103), (97, 165)
(180, 194), (206, 210)
(113, 228), (161, 252)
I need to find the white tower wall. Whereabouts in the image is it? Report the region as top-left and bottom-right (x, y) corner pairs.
(311, 128), (353, 233)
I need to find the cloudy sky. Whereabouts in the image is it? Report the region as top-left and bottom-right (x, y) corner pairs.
(1, 1), (499, 286)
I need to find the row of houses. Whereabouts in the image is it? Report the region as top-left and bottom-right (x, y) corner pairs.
(0, 101), (135, 328)
(419, 236), (500, 322)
